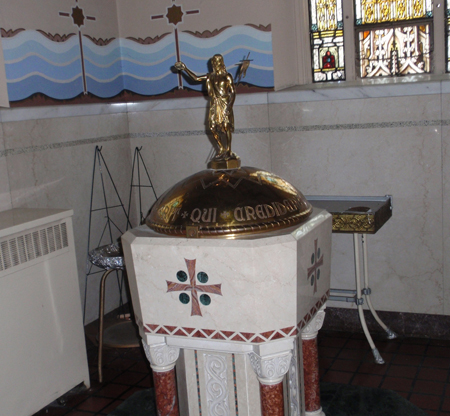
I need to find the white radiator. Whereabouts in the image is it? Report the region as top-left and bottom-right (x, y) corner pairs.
(0, 209), (90, 416)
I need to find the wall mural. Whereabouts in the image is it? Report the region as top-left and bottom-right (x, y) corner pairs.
(1, 1), (274, 106)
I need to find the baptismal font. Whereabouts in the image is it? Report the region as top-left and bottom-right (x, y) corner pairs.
(122, 54), (332, 416)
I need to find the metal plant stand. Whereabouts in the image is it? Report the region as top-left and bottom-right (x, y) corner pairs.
(127, 147), (158, 226)
(85, 146), (158, 381)
(83, 146), (131, 324)
(88, 243), (139, 383)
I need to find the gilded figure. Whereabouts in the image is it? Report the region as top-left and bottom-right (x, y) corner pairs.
(175, 55), (238, 163)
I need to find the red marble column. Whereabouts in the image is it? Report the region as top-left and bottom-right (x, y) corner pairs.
(301, 306), (326, 416)
(152, 368), (180, 416)
(249, 350), (292, 416)
(142, 342), (180, 416)
(302, 337), (321, 413)
(260, 382), (284, 416)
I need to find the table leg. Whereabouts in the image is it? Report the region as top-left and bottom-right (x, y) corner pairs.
(361, 234), (397, 340)
(98, 269), (114, 383)
(353, 234), (384, 364)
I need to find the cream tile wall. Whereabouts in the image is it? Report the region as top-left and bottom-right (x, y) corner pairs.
(441, 92), (450, 315)
(269, 95), (444, 314)
(127, 96), (272, 197)
(0, 80), (449, 324)
(0, 125), (12, 211)
(0, 107), (133, 324)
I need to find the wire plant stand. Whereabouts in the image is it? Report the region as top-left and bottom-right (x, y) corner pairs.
(83, 146), (132, 324)
(83, 146), (158, 324)
(127, 146), (158, 227)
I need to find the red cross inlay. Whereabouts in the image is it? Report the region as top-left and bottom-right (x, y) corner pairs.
(167, 259), (222, 316)
(307, 239), (324, 295)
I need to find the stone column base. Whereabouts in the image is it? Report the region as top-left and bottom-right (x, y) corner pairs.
(306, 407), (326, 416)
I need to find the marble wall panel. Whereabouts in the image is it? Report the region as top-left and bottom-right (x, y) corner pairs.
(128, 133), (271, 197)
(128, 135), (215, 196)
(3, 113), (132, 324)
(234, 103), (271, 129)
(441, 93), (450, 314)
(0, 84), (447, 323)
(128, 103), (272, 197)
(270, 123), (443, 314)
(127, 106), (209, 134)
(232, 132), (271, 171)
(0, 125), (12, 211)
(2, 113), (129, 149)
(127, 106), (214, 193)
(268, 94), (441, 128)
(234, 104), (271, 169)
(127, 102), (269, 133)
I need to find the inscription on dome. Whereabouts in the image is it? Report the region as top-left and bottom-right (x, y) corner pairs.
(146, 167), (312, 238)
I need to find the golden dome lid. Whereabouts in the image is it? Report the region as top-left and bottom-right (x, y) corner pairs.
(145, 166), (312, 238)
(146, 54), (312, 238)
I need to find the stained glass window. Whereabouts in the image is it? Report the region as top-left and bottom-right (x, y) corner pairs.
(447, 0), (450, 71)
(309, 0), (346, 82)
(355, 0), (433, 25)
(355, 0), (433, 77)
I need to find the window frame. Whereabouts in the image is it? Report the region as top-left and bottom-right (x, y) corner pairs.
(298, 0), (447, 85)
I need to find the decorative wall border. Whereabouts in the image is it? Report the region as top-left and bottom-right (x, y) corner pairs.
(129, 118), (444, 139)
(142, 291), (329, 344)
(0, 118), (446, 159)
(2, 23), (274, 105)
(269, 119), (443, 132)
(0, 133), (129, 158)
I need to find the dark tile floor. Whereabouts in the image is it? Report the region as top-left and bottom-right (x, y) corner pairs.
(319, 331), (450, 416)
(33, 329), (450, 416)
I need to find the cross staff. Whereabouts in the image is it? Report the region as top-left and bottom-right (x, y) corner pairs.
(151, 1), (199, 89)
(236, 52), (253, 84)
(59, 0), (96, 94)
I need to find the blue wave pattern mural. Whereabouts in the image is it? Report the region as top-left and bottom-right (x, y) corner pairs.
(3, 25), (273, 102)
(179, 26), (274, 91)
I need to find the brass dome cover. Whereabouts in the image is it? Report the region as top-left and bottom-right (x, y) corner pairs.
(145, 166), (312, 238)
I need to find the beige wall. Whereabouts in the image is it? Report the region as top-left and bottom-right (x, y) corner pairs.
(0, 106), (132, 324)
(0, 0), (120, 39)
(269, 93), (444, 314)
(0, 81), (448, 323)
(0, 2), (448, 323)
(117, 0), (272, 38)
(125, 85), (449, 317)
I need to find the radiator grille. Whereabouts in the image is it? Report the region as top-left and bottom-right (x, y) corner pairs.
(0, 222), (69, 272)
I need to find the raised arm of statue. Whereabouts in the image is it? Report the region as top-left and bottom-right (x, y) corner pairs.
(174, 62), (207, 83)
